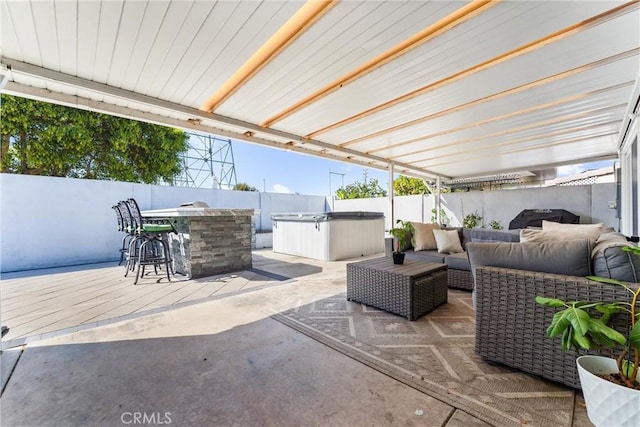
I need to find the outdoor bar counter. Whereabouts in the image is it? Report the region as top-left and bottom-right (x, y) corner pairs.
(141, 207), (253, 279)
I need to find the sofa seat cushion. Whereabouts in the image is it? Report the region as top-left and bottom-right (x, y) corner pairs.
(445, 251), (470, 271)
(592, 232), (640, 282)
(467, 239), (592, 278)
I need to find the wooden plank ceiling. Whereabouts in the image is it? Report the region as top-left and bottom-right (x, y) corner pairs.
(1, 0), (639, 182)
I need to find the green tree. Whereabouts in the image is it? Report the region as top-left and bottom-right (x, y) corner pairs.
(335, 170), (387, 199)
(0, 94), (188, 184)
(393, 175), (430, 195)
(233, 182), (258, 191)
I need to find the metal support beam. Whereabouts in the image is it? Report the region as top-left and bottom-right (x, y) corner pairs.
(0, 58), (445, 181)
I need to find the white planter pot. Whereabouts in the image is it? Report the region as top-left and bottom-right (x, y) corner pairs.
(577, 355), (640, 427)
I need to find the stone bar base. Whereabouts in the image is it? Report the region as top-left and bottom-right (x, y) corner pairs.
(142, 208), (253, 279)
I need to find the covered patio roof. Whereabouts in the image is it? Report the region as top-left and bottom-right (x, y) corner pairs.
(1, 0), (639, 181)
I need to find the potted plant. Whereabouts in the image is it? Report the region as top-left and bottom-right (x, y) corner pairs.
(389, 220), (413, 265)
(535, 246), (640, 427)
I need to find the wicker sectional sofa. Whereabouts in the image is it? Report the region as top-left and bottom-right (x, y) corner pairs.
(403, 227), (520, 290)
(467, 238), (640, 389)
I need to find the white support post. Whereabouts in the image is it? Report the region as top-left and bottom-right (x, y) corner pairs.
(436, 176), (442, 225)
(388, 163), (394, 229)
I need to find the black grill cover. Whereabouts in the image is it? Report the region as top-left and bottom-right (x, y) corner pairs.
(508, 209), (579, 230)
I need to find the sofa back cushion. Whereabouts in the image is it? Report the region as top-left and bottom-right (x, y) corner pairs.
(592, 232), (640, 282)
(541, 220), (603, 240)
(467, 240), (592, 278)
(471, 228), (520, 243)
(520, 228), (598, 243)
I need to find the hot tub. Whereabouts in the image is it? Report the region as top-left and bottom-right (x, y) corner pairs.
(271, 212), (385, 261)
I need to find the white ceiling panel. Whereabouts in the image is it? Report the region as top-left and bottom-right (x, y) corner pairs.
(319, 52), (638, 146)
(116, 0), (171, 92)
(272, 0), (632, 136)
(30, 0), (58, 69)
(344, 81), (635, 153)
(2, 1), (39, 63)
(147, 1), (239, 101)
(372, 105), (626, 162)
(0, 1), (21, 60)
(105, 0), (149, 87)
(424, 134), (620, 178)
(215, 1), (461, 122)
(1, 0), (638, 181)
(76, 0), (101, 78)
(405, 117), (623, 166)
(176, 1), (300, 107)
(53, 0), (78, 76)
(134, 1), (210, 95)
(92, 1), (124, 83)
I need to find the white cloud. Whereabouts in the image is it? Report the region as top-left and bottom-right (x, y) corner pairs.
(272, 183), (292, 193)
(556, 164), (584, 177)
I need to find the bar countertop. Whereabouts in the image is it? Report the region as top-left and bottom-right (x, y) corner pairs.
(141, 208), (255, 217)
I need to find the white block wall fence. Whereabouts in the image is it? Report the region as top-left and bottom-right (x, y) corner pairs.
(0, 174), (327, 272)
(0, 173), (617, 273)
(333, 184), (618, 233)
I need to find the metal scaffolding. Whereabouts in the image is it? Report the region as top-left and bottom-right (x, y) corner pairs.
(173, 133), (238, 189)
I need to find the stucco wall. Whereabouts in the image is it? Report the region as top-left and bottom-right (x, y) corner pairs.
(439, 184), (616, 229)
(334, 184), (617, 231)
(0, 174), (327, 272)
(0, 173), (617, 272)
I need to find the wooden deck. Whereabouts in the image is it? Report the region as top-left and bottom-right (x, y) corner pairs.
(0, 250), (315, 347)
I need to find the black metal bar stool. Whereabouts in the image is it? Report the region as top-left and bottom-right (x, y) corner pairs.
(112, 203), (134, 266)
(124, 198), (176, 285)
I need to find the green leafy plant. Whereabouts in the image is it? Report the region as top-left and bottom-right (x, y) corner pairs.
(233, 182), (258, 192)
(488, 220), (503, 230)
(393, 175), (429, 195)
(389, 220), (414, 254)
(335, 170), (387, 199)
(536, 246), (640, 389)
(463, 212), (482, 229)
(430, 208), (450, 225)
(0, 94), (188, 183)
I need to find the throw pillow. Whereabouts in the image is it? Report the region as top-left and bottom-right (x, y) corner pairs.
(541, 220), (603, 240)
(411, 222), (440, 251)
(433, 229), (463, 254)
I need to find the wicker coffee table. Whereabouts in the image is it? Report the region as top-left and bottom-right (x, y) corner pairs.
(346, 257), (448, 320)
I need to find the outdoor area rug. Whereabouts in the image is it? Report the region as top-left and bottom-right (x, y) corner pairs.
(273, 290), (581, 427)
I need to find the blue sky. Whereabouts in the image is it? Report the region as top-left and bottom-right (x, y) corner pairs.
(231, 139), (389, 196)
(223, 137), (615, 196)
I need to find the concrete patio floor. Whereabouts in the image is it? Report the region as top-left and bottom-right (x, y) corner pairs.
(0, 251), (319, 347)
(0, 250), (587, 426)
